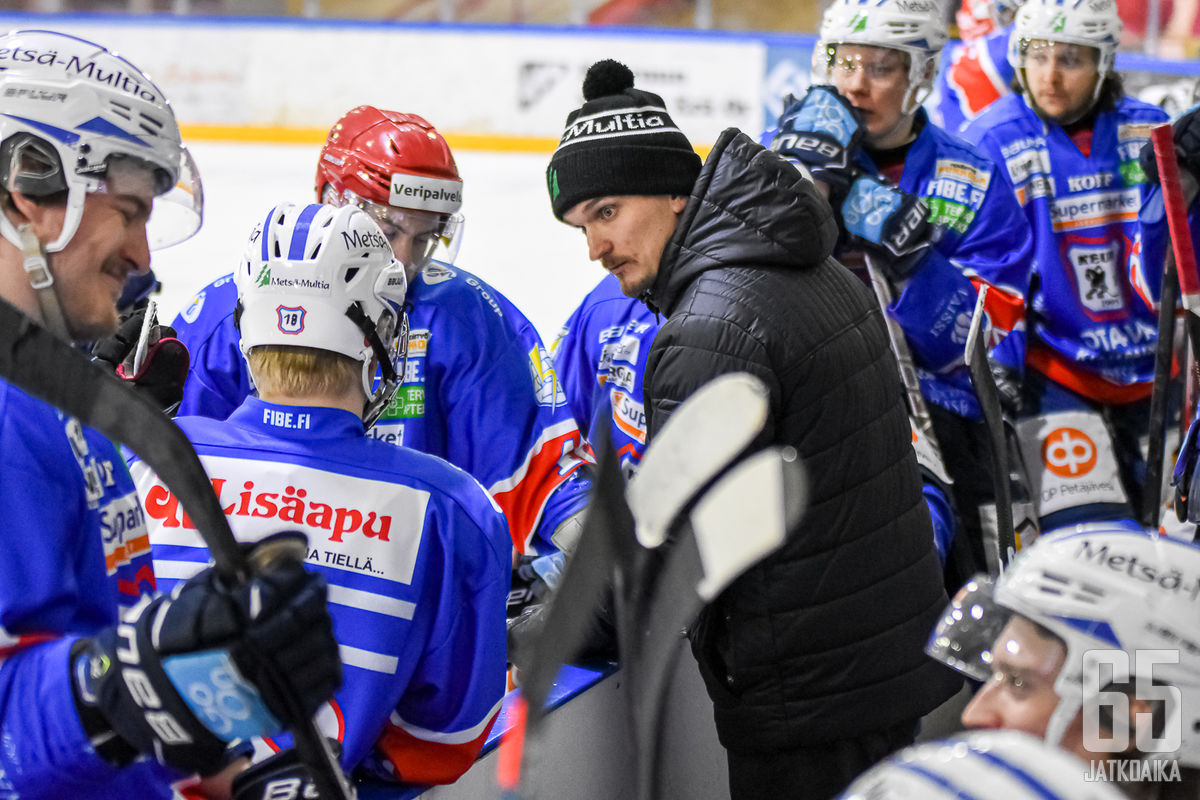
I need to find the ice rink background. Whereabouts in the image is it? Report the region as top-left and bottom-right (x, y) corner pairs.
(151, 140), (606, 346)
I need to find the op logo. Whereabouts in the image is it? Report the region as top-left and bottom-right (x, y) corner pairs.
(1043, 427), (1097, 478)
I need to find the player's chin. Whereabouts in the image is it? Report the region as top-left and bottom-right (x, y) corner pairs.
(67, 301), (121, 343)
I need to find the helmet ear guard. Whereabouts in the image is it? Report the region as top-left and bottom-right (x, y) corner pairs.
(0, 134), (68, 200)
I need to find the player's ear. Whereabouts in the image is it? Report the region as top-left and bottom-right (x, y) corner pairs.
(5, 189), (66, 243)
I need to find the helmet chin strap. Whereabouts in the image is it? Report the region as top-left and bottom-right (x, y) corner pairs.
(15, 222), (71, 341)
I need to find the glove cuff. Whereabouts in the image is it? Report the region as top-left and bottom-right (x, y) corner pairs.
(69, 639), (141, 767)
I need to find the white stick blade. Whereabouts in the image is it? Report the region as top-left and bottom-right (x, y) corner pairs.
(964, 285), (988, 368)
(692, 446), (807, 602)
(627, 372), (770, 548)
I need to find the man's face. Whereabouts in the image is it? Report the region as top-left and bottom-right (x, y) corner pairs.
(960, 615), (1090, 759)
(830, 44), (914, 149)
(1024, 40), (1100, 123)
(31, 184), (154, 341)
(374, 207), (445, 283)
(562, 194), (687, 298)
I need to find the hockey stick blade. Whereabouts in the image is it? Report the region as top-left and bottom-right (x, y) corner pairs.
(628, 446), (807, 800)
(0, 299), (354, 800)
(626, 372), (769, 548)
(964, 287), (1016, 569)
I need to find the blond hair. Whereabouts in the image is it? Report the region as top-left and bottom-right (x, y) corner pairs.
(247, 345), (361, 399)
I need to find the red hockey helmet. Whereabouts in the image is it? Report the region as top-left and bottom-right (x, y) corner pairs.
(316, 106), (463, 270)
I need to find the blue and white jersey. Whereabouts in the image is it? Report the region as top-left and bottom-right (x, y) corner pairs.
(963, 94), (1174, 403)
(0, 381), (169, 799)
(129, 399), (510, 785)
(928, 27), (1015, 134)
(851, 110), (1033, 420)
(552, 274), (659, 477)
(172, 263), (592, 556)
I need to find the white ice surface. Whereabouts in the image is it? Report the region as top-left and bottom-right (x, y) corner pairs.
(150, 141), (606, 346)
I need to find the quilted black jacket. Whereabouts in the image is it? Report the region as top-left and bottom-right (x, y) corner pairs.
(644, 128), (962, 751)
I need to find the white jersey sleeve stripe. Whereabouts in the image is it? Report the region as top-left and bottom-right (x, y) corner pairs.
(339, 644), (400, 674)
(328, 584), (415, 620)
(387, 696), (504, 745)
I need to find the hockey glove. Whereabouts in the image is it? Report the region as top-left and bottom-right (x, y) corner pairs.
(71, 533), (342, 776)
(1140, 104), (1200, 186)
(768, 86), (864, 191)
(230, 741), (345, 800)
(840, 173), (933, 281)
(92, 305), (190, 414)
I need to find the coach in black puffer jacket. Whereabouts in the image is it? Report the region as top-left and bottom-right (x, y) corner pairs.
(648, 125), (963, 750)
(548, 60), (961, 800)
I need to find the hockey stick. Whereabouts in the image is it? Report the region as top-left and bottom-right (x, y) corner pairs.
(510, 372), (771, 719)
(1144, 250), (1179, 528)
(964, 286), (1017, 569)
(0, 298), (354, 800)
(864, 255), (952, 483)
(1151, 124), (1200, 534)
(503, 373), (773, 797)
(498, 422), (636, 800)
(625, 446), (806, 800)
(625, 372), (770, 547)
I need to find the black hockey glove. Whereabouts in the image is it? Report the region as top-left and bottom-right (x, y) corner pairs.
(506, 589), (617, 675)
(840, 173), (934, 281)
(230, 741), (344, 800)
(71, 533), (342, 776)
(91, 305), (190, 414)
(1139, 104), (1200, 186)
(768, 85), (864, 193)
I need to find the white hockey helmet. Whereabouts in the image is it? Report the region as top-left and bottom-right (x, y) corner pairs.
(1007, 0), (1122, 110)
(0, 29), (202, 253)
(840, 730), (1125, 800)
(235, 202), (409, 428)
(815, 0), (949, 114)
(928, 525), (1200, 765)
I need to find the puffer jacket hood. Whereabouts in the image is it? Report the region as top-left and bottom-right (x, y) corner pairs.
(648, 128), (839, 316)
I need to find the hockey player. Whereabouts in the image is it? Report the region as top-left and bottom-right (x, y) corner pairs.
(134, 202), (510, 787)
(839, 729), (1126, 799)
(961, 0), (1179, 531)
(0, 30), (341, 799)
(927, 0), (1021, 134)
(771, 0), (1033, 581)
(927, 526), (1200, 792)
(172, 106), (591, 560)
(553, 273), (659, 478)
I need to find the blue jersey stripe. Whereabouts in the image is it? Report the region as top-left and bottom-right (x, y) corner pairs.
(898, 763), (981, 800)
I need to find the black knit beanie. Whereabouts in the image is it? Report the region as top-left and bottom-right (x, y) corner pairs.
(547, 59), (702, 221)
